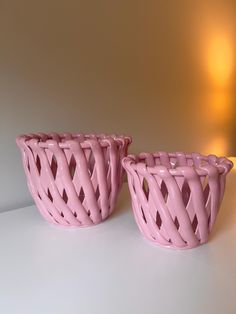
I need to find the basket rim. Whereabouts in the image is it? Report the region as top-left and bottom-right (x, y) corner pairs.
(122, 151), (233, 176)
(16, 132), (132, 149)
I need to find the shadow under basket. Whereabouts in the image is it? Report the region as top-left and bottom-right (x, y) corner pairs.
(16, 133), (131, 227)
(122, 152), (233, 249)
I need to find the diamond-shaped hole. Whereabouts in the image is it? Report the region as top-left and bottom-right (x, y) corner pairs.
(68, 155), (76, 180)
(161, 181), (168, 202)
(51, 156), (58, 179)
(202, 176), (209, 190)
(27, 160), (31, 172)
(95, 187), (100, 200)
(74, 212), (77, 218)
(88, 153), (95, 177)
(47, 189), (53, 202)
(156, 210), (162, 228)
(142, 178), (149, 199)
(107, 178), (112, 197)
(79, 188), (85, 203)
(182, 181), (191, 207)
(192, 215), (198, 233)
(36, 155), (41, 174)
(62, 189), (68, 203)
(203, 184), (210, 205)
(141, 207), (147, 223)
(174, 217), (180, 230)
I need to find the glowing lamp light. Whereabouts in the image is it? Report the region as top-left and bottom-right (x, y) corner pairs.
(206, 33), (234, 88)
(203, 29), (235, 168)
(203, 136), (229, 157)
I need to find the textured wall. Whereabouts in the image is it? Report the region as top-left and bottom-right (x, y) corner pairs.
(0, 0), (235, 211)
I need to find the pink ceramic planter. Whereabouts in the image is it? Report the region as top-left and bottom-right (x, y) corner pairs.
(16, 133), (131, 227)
(122, 152), (233, 249)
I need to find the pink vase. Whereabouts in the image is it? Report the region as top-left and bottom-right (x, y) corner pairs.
(122, 151), (233, 249)
(17, 133), (131, 227)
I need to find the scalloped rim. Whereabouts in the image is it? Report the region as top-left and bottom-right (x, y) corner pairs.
(122, 151), (233, 176)
(16, 132), (132, 149)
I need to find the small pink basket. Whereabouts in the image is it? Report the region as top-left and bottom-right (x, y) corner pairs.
(122, 152), (233, 249)
(17, 133), (131, 227)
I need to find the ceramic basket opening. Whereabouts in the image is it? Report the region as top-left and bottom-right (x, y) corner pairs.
(123, 152), (233, 249)
(16, 133), (132, 227)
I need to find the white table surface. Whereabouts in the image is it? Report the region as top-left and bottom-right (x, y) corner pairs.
(0, 173), (236, 314)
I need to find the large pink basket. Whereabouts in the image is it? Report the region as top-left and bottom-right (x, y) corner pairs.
(122, 152), (233, 249)
(17, 133), (131, 227)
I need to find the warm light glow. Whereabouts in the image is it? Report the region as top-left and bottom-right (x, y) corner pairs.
(200, 91), (233, 157)
(196, 9), (235, 158)
(228, 157), (236, 170)
(203, 91), (232, 126)
(206, 33), (234, 87)
(203, 136), (229, 156)
(202, 32), (234, 158)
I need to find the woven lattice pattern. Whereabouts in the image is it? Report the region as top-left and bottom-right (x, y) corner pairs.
(17, 133), (131, 226)
(123, 152), (233, 249)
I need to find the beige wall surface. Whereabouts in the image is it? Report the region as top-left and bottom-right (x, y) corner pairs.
(0, 0), (235, 211)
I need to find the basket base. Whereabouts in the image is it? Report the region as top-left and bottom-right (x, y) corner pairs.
(36, 208), (111, 228)
(142, 235), (207, 250)
(43, 215), (111, 228)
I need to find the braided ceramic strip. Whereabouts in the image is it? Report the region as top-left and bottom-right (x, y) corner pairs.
(17, 133), (131, 226)
(123, 151), (233, 249)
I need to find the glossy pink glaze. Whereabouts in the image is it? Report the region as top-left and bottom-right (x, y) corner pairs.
(122, 152), (233, 249)
(17, 133), (131, 227)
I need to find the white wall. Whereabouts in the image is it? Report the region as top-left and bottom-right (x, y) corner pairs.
(0, 0), (235, 211)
